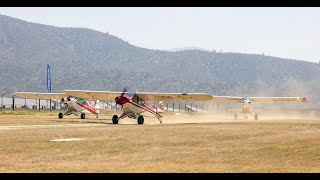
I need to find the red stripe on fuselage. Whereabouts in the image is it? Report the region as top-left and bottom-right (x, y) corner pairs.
(126, 100), (162, 118)
(74, 101), (97, 115)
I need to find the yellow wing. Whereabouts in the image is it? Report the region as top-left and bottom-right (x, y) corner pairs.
(63, 90), (123, 100)
(211, 96), (244, 103)
(211, 96), (306, 103)
(250, 97), (306, 103)
(15, 92), (66, 99)
(135, 92), (213, 102)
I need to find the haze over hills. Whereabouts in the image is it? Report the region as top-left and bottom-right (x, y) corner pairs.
(0, 14), (320, 108)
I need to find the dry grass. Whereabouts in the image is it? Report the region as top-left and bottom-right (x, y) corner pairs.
(1, 112), (320, 172)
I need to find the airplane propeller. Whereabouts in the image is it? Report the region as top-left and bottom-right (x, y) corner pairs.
(59, 98), (65, 108)
(120, 86), (128, 97)
(115, 87), (129, 108)
(59, 96), (70, 108)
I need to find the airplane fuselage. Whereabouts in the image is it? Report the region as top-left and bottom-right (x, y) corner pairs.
(241, 98), (252, 113)
(63, 97), (98, 115)
(115, 95), (162, 119)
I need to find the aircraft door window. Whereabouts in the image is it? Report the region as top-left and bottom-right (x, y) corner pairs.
(136, 96), (144, 105)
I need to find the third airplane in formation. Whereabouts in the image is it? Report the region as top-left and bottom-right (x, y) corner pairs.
(210, 96), (306, 120)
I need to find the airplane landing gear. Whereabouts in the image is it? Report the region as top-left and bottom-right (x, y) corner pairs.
(233, 113), (237, 120)
(58, 113), (63, 119)
(81, 113), (86, 119)
(137, 115), (144, 125)
(112, 115), (119, 124)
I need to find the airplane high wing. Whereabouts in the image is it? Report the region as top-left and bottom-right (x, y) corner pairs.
(63, 90), (123, 101)
(249, 97), (306, 103)
(135, 92), (213, 101)
(15, 92), (100, 119)
(211, 96), (307, 103)
(211, 95), (307, 120)
(15, 92), (66, 99)
(63, 89), (213, 124)
(211, 96), (244, 103)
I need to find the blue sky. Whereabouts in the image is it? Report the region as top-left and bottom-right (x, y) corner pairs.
(0, 7), (319, 63)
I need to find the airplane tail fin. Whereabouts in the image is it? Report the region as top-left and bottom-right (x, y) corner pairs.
(154, 101), (164, 113)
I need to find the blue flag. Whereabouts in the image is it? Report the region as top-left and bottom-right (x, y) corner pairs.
(47, 64), (51, 93)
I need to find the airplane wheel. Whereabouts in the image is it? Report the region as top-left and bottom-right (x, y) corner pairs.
(81, 113), (85, 119)
(255, 114), (258, 120)
(58, 113), (63, 119)
(137, 115), (144, 125)
(233, 113), (237, 120)
(112, 115), (119, 124)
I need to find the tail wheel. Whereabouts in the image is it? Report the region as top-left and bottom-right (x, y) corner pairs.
(255, 114), (258, 120)
(58, 112), (63, 119)
(112, 115), (119, 124)
(233, 113), (237, 120)
(81, 113), (85, 119)
(137, 115), (144, 125)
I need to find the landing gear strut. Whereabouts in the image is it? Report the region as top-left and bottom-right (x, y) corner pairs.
(233, 113), (237, 120)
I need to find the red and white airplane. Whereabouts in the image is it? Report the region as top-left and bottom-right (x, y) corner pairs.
(14, 92), (100, 119)
(63, 88), (213, 124)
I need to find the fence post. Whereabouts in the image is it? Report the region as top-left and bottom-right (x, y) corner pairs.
(1, 93), (5, 111)
(12, 95), (15, 111)
(173, 103), (174, 112)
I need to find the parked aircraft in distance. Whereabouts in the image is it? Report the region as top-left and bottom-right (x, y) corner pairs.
(63, 88), (213, 125)
(14, 92), (100, 119)
(211, 96), (307, 120)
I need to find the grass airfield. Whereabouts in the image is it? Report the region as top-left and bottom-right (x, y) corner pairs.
(1, 110), (320, 172)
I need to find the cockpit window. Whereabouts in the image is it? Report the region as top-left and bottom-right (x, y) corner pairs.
(132, 94), (145, 105)
(75, 97), (87, 105)
(125, 93), (134, 98)
(138, 99), (145, 105)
